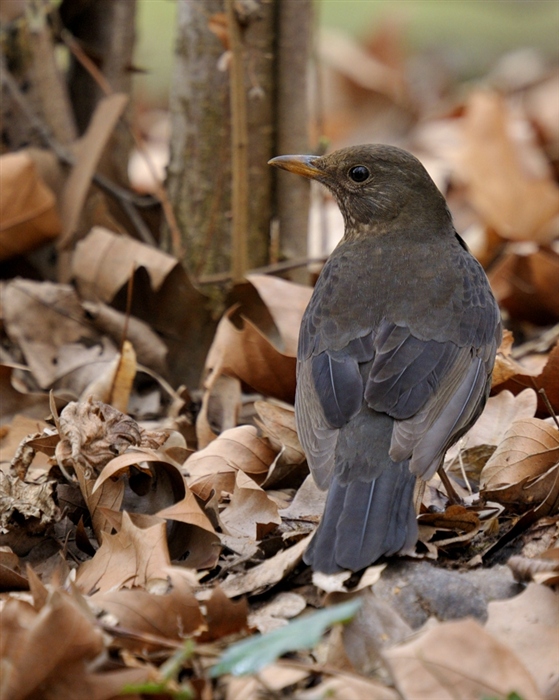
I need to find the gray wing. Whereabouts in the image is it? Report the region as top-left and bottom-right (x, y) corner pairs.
(297, 311), (500, 487)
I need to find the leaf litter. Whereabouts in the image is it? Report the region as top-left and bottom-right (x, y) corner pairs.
(1, 16), (559, 700)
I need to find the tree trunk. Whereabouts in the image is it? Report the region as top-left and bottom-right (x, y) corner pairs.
(166, 0), (276, 280)
(275, 0), (313, 283)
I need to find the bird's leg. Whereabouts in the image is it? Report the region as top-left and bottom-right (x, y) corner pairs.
(437, 465), (462, 505)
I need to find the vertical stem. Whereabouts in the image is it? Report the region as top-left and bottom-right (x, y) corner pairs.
(226, 0), (249, 282)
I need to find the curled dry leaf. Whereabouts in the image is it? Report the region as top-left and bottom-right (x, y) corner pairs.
(245, 274), (313, 356)
(489, 245), (559, 325)
(220, 534), (312, 598)
(491, 329), (540, 387)
(186, 425), (277, 501)
(80, 339), (137, 411)
(202, 304), (297, 405)
(55, 398), (167, 541)
(157, 492), (221, 569)
(383, 617), (542, 700)
(480, 417), (559, 505)
(0, 151), (61, 261)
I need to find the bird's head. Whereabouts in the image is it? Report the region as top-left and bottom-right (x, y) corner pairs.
(269, 144), (451, 236)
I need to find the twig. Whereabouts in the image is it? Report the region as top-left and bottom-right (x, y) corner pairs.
(538, 387), (559, 431)
(59, 26), (184, 257)
(197, 255), (328, 285)
(0, 57), (158, 245)
(226, 0), (249, 281)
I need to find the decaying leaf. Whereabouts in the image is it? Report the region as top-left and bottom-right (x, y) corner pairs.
(220, 470), (281, 539)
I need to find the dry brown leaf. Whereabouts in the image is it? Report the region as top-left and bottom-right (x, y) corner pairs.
(489, 246), (559, 325)
(197, 585), (249, 642)
(247, 591), (307, 633)
(459, 90), (559, 243)
(254, 400), (308, 489)
(0, 585), (150, 700)
(245, 274), (312, 356)
(0, 151), (61, 260)
(72, 226), (215, 387)
(75, 511), (171, 594)
(298, 671), (399, 700)
(492, 339), (559, 416)
(91, 567), (205, 649)
(201, 304), (297, 407)
(491, 329), (540, 386)
(186, 425), (277, 501)
(226, 665), (309, 700)
(196, 374), (242, 448)
(480, 417), (559, 505)
(220, 534), (312, 598)
(485, 583), (559, 698)
(55, 399), (166, 540)
(157, 491), (221, 569)
(79, 339), (137, 409)
(0, 365), (52, 426)
(82, 300), (169, 376)
(2, 280), (107, 389)
(220, 470), (281, 539)
(384, 617), (542, 700)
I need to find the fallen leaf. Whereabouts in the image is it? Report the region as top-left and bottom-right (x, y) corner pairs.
(485, 583), (559, 699)
(384, 617), (542, 700)
(75, 511), (171, 594)
(0, 151), (61, 260)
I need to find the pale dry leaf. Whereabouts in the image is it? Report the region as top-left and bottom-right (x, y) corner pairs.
(186, 425), (277, 501)
(298, 671), (399, 700)
(157, 490), (221, 569)
(75, 511), (171, 594)
(491, 329), (540, 386)
(220, 470), (281, 539)
(0, 365), (51, 425)
(2, 280), (103, 389)
(485, 583), (559, 698)
(82, 300), (168, 376)
(248, 592), (307, 633)
(221, 534), (312, 598)
(480, 417), (559, 504)
(196, 374), (242, 448)
(384, 617), (542, 700)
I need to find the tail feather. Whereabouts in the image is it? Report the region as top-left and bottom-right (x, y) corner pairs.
(303, 463), (417, 574)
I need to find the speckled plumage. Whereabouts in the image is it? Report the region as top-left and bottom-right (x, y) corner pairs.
(269, 145), (502, 573)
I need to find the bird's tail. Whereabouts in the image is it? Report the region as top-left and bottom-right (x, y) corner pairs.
(303, 462), (418, 574)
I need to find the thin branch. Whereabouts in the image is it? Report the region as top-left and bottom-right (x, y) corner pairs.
(226, 0), (249, 281)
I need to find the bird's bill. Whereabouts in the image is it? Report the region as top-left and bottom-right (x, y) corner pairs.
(268, 154), (322, 180)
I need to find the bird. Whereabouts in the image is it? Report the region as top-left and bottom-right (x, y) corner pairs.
(268, 144), (502, 574)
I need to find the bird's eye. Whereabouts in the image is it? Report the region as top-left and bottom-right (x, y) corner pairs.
(348, 165), (370, 183)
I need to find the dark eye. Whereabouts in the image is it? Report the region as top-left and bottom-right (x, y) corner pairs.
(348, 165), (370, 183)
